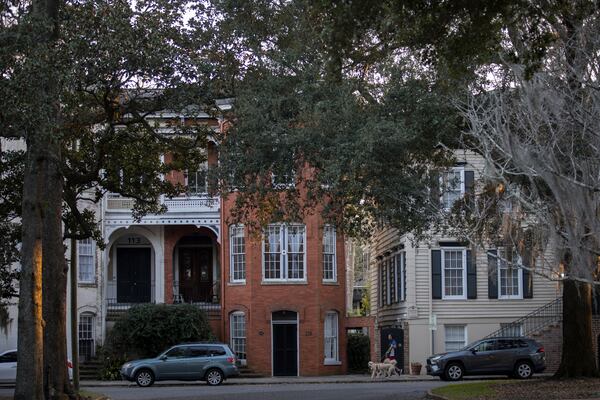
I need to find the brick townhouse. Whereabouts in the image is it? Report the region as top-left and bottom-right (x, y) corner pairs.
(0, 104), (376, 377)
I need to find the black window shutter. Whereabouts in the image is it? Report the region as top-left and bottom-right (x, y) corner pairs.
(430, 172), (441, 209)
(379, 262), (383, 306)
(487, 249), (498, 299)
(523, 264), (533, 298)
(432, 250), (442, 299)
(402, 252), (407, 301)
(464, 171), (475, 207)
(467, 250), (477, 299)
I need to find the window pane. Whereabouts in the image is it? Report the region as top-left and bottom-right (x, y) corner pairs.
(188, 166), (207, 194)
(322, 226), (336, 281)
(442, 170), (463, 209)
(499, 249), (521, 297)
(230, 313), (246, 361)
(78, 239), (95, 283)
(230, 225), (245, 281)
(264, 225), (282, 279)
(324, 312), (338, 361)
(444, 250), (464, 297)
(287, 225), (305, 279)
(445, 325), (466, 352)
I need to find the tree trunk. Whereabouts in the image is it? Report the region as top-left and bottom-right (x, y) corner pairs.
(554, 279), (599, 378)
(15, 138), (46, 400)
(42, 139), (74, 400)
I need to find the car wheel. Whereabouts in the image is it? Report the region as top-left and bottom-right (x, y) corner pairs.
(444, 363), (464, 381)
(135, 369), (155, 387)
(205, 368), (224, 386)
(514, 361), (533, 379)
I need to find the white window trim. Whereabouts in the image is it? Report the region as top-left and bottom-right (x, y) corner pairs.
(322, 225), (337, 283)
(271, 171), (296, 189)
(185, 162), (209, 196)
(77, 239), (96, 284)
(440, 167), (465, 211)
(324, 311), (340, 365)
(444, 324), (468, 352)
(230, 311), (247, 364)
(229, 224), (246, 284)
(441, 248), (467, 300)
(497, 250), (523, 300)
(262, 223), (307, 282)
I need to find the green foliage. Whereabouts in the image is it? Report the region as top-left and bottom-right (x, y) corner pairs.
(347, 333), (371, 373)
(360, 291), (370, 317)
(106, 304), (214, 360)
(96, 346), (127, 381)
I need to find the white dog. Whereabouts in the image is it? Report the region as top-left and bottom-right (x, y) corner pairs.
(368, 359), (401, 379)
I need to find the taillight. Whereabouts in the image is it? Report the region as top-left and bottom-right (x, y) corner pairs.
(537, 347), (545, 353)
(227, 357), (235, 364)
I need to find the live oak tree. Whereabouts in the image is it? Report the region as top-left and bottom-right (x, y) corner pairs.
(204, 0), (599, 378)
(462, 2), (600, 377)
(1, 1), (218, 399)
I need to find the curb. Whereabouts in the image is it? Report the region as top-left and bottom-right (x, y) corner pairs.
(82, 377), (438, 387)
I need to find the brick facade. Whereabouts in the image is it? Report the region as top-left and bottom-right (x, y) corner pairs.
(221, 196), (357, 376)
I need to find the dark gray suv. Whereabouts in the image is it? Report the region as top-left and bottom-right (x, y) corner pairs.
(426, 337), (546, 381)
(121, 343), (240, 387)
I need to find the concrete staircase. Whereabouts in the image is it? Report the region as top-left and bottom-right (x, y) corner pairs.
(79, 359), (102, 381)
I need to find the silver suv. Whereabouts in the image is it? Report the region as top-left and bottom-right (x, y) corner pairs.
(426, 337), (546, 381)
(120, 343), (240, 387)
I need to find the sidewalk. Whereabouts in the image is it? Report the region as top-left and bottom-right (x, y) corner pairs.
(81, 373), (552, 387)
(82, 374), (434, 387)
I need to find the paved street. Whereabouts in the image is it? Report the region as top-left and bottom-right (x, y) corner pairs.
(0, 381), (446, 400)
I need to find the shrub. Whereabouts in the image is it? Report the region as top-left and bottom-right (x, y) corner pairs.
(347, 333), (371, 373)
(106, 303), (214, 360)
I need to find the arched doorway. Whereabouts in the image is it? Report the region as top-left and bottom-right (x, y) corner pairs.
(174, 235), (215, 303)
(106, 232), (157, 306)
(272, 310), (298, 376)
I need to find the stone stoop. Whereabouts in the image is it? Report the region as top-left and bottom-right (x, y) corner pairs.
(79, 359), (103, 381)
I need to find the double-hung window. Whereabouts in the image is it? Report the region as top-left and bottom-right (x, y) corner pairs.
(442, 249), (467, 299)
(324, 311), (339, 364)
(230, 312), (247, 362)
(322, 225), (336, 282)
(78, 238), (95, 283)
(441, 168), (465, 210)
(498, 249), (522, 299)
(263, 224), (306, 281)
(187, 162), (208, 195)
(229, 225), (246, 283)
(444, 325), (467, 352)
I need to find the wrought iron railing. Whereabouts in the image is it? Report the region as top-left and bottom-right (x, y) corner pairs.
(172, 280), (221, 314)
(106, 280), (156, 311)
(483, 297), (562, 339)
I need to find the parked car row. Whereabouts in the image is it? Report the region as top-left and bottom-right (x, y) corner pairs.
(120, 342), (239, 387)
(426, 337), (546, 381)
(0, 349), (73, 383)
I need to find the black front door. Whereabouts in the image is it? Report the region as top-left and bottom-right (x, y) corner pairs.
(117, 247), (151, 303)
(380, 327), (404, 366)
(273, 323), (298, 376)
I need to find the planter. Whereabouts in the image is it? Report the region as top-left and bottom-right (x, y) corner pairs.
(410, 362), (422, 375)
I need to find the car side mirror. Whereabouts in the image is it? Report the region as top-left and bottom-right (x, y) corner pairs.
(159, 355), (168, 361)
(471, 349), (477, 354)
